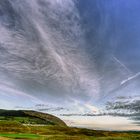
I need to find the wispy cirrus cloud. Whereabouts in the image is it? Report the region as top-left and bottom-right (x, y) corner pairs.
(0, 0), (99, 106)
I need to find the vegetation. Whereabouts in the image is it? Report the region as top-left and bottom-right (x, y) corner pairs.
(0, 109), (66, 126)
(0, 109), (139, 140)
(0, 133), (40, 139)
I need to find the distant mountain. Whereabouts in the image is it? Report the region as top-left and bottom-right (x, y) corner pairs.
(0, 109), (66, 126)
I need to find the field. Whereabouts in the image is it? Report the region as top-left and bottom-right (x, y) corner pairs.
(0, 109), (139, 140)
(0, 121), (140, 140)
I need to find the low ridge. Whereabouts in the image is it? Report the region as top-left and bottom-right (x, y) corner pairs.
(0, 109), (66, 126)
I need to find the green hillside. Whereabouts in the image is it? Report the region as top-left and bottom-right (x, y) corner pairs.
(0, 109), (66, 126)
(0, 109), (139, 140)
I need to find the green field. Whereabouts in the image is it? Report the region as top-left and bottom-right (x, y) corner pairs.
(0, 116), (51, 125)
(0, 133), (40, 139)
(0, 121), (139, 140)
(0, 109), (139, 140)
(0, 133), (139, 140)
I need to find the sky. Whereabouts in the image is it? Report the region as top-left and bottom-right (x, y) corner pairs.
(0, 0), (140, 130)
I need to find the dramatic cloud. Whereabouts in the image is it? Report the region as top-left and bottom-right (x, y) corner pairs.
(0, 0), (99, 107)
(105, 96), (140, 125)
(0, 0), (140, 130)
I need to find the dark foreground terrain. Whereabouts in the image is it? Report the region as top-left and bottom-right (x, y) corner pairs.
(0, 109), (139, 140)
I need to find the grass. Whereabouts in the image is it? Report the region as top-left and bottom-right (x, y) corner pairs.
(89, 136), (140, 140)
(0, 124), (139, 140)
(0, 116), (50, 125)
(0, 135), (140, 140)
(0, 120), (30, 133)
(0, 110), (139, 140)
(0, 133), (41, 139)
(0, 109), (67, 126)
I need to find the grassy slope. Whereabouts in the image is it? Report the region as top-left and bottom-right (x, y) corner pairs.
(0, 121), (139, 140)
(0, 109), (66, 126)
(0, 109), (139, 140)
(23, 110), (66, 126)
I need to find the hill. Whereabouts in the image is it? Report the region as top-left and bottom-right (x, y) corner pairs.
(0, 109), (66, 126)
(0, 109), (139, 140)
